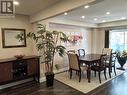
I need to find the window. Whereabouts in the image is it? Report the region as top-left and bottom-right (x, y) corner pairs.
(109, 29), (127, 52)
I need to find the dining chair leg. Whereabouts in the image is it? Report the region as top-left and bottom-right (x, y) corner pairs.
(70, 70), (72, 79)
(94, 71), (96, 77)
(113, 66), (117, 76)
(87, 66), (91, 83)
(79, 71), (81, 82)
(98, 72), (101, 83)
(87, 70), (88, 79)
(76, 71), (78, 75)
(108, 68), (111, 78)
(78, 71), (80, 76)
(104, 69), (107, 80)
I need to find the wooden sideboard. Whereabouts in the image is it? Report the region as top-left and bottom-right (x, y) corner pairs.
(0, 55), (40, 85)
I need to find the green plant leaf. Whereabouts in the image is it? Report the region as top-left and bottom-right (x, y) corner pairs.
(16, 23), (68, 72)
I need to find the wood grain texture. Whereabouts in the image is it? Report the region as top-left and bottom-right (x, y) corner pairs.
(0, 62), (13, 83)
(27, 58), (38, 76)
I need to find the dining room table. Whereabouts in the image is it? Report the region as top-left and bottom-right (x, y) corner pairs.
(79, 54), (102, 83)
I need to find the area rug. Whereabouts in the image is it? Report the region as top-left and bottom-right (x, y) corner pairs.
(55, 70), (124, 94)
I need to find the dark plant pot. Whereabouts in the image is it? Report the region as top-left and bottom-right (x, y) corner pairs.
(45, 72), (54, 87)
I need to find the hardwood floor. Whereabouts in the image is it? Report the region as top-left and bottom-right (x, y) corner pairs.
(89, 72), (127, 95)
(0, 71), (127, 95)
(0, 80), (84, 95)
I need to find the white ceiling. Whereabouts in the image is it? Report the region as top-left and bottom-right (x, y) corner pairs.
(56, 0), (127, 24)
(15, 0), (60, 15)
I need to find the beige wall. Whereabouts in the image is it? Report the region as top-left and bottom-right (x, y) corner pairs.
(0, 14), (35, 59)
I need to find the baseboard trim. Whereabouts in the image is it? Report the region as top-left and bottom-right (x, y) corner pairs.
(0, 78), (33, 89)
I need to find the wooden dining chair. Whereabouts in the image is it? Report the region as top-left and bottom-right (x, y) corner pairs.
(102, 48), (112, 78)
(105, 52), (117, 78)
(78, 49), (86, 67)
(78, 49), (85, 57)
(67, 53), (87, 82)
(91, 54), (107, 83)
(67, 50), (75, 54)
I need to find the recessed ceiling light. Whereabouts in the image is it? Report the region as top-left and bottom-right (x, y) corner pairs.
(106, 12), (110, 15)
(121, 17), (125, 20)
(102, 20), (106, 22)
(84, 5), (89, 9)
(13, 1), (19, 5)
(94, 18), (98, 21)
(81, 16), (85, 19)
(64, 12), (68, 15)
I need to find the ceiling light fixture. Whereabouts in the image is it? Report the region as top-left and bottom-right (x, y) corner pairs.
(84, 5), (89, 9)
(81, 16), (85, 19)
(102, 20), (106, 22)
(106, 12), (110, 15)
(94, 18), (98, 21)
(64, 12), (68, 15)
(121, 17), (125, 20)
(13, 1), (19, 5)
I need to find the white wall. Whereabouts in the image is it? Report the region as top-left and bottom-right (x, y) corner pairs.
(91, 28), (105, 53)
(49, 23), (92, 53)
(0, 14), (35, 59)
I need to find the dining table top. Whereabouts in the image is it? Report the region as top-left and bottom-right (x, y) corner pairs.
(78, 53), (103, 83)
(79, 54), (102, 62)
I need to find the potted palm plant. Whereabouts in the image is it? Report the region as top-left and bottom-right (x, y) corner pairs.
(117, 50), (127, 70)
(17, 24), (68, 87)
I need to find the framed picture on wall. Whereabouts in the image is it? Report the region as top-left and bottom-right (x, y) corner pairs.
(1, 28), (26, 48)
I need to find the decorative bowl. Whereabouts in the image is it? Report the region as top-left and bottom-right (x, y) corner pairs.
(14, 55), (25, 59)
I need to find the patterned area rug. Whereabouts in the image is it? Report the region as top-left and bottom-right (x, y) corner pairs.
(55, 69), (124, 94)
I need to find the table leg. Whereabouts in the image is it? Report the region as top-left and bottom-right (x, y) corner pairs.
(87, 65), (91, 83)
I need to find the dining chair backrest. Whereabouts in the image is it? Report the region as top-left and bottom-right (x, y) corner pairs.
(99, 54), (107, 67)
(67, 50), (75, 54)
(102, 48), (112, 62)
(102, 48), (112, 55)
(67, 53), (80, 70)
(78, 49), (85, 57)
(111, 52), (117, 64)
